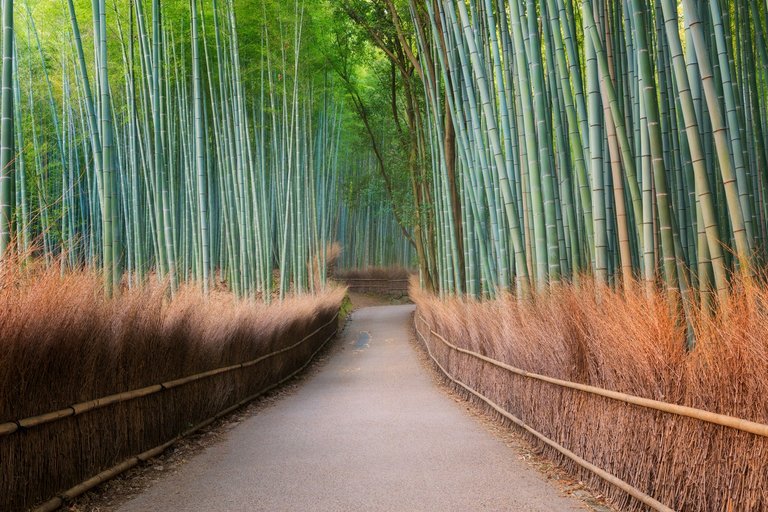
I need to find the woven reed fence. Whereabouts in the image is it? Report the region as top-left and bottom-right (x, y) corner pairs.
(342, 278), (410, 295)
(414, 311), (768, 512)
(0, 307), (340, 512)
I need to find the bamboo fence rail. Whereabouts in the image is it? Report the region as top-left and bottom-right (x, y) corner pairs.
(341, 278), (410, 294)
(0, 312), (339, 438)
(415, 313), (768, 438)
(343, 278), (411, 283)
(414, 316), (672, 512)
(414, 312), (768, 511)
(30, 313), (340, 512)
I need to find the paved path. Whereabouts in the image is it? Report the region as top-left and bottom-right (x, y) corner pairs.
(118, 305), (584, 512)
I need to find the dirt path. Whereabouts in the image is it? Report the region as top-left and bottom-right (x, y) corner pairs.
(117, 305), (586, 512)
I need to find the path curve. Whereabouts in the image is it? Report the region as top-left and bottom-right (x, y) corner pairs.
(118, 305), (584, 512)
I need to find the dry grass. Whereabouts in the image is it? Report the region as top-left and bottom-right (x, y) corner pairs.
(0, 261), (344, 512)
(412, 277), (768, 511)
(309, 242), (342, 291)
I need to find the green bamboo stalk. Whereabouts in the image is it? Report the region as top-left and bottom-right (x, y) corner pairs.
(0, 0), (13, 259)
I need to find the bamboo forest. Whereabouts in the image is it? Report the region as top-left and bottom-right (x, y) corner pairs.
(2, 1), (768, 511)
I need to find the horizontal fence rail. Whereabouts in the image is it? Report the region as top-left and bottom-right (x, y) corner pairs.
(415, 314), (768, 439)
(32, 313), (340, 512)
(414, 312), (768, 512)
(0, 312), (339, 438)
(341, 278), (410, 283)
(335, 278), (410, 293)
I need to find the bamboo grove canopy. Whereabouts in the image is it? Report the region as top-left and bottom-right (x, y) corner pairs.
(336, 0), (768, 307)
(0, 0), (412, 299)
(1, 0), (768, 308)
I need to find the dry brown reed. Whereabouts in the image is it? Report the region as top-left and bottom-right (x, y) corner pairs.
(412, 277), (768, 511)
(0, 261), (344, 511)
(309, 242), (342, 290)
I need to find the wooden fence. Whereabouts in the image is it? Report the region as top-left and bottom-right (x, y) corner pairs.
(2, 311), (339, 512)
(340, 278), (410, 295)
(415, 312), (768, 511)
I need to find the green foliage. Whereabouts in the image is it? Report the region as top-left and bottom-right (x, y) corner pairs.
(326, 1), (420, 227)
(338, 291), (353, 321)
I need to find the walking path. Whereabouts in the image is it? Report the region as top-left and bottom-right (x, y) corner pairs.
(118, 305), (585, 512)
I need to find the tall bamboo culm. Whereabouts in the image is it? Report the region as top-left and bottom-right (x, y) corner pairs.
(7, 0), (347, 300)
(409, 0), (768, 317)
